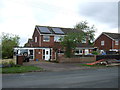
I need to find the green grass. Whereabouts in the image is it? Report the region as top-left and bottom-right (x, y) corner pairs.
(1, 66), (43, 74)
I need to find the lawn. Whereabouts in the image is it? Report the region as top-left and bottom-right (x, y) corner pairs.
(1, 66), (43, 74)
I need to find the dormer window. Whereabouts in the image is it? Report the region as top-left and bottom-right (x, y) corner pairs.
(43, 35), (50, 42)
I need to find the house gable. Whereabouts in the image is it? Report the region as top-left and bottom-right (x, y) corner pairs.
(94, 33), (112, 51)
(32, 28), (41, 47)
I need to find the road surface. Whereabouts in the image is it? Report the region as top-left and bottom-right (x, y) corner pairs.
(2, 67), (119, 88)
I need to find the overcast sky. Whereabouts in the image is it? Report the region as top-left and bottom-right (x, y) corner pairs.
(0, 0), (119, 46)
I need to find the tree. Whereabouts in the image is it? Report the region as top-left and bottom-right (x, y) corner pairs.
(74, 21), (96, 44)
(60, 32), (84, 58)
(1, 33), (20, 59)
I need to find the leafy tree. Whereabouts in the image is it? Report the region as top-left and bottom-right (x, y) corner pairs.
(60, 21), (96, 58)
(60, 32), (84, 58)
(74, 21), (96, 44)
(1, 33), (20, 59)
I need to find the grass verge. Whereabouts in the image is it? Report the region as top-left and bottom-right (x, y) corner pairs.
(1, 66), (44, 74)
(78, 64), (107, 67)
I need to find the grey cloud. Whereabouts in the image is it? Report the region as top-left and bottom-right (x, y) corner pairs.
(79, 2), (118, 28)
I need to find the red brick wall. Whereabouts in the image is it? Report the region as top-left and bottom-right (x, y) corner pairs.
(113, 40), (120, 49)
(41, 35), (54, 47)
(52, 50), (56, 60)
(34, 49), (42, 61)
(58, 55), (96, 63)
(94, 34), (112, 51)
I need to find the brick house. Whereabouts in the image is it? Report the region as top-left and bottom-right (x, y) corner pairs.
(14, 25), (94, 61)
(94, 32), (120, 53)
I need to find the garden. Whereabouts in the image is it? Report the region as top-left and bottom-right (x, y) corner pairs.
(0, 59), (43, 74)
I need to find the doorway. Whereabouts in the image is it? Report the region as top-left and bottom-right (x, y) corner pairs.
(43, 49), (50, 61)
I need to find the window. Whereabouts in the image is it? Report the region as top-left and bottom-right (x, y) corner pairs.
(43, 35), (50, 42)
(82, 39), (86, 43)
(101, 41), (104, 46)
(75, 49), (83, 55)
(43, 49), (45, 59)
(46, 51), (48, 55)
(54, 36), (62, 42)
(58, 49), (64, 54)
(115, 40), (119, 45)
(35, 37), (37, 42)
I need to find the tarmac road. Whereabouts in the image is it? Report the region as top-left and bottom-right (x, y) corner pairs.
(2, 66), (119, 88)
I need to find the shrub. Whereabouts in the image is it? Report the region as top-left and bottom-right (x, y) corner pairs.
(92, 51), (99, 55)
(2, 61), (9, 67)
(9, 60), (15, 67)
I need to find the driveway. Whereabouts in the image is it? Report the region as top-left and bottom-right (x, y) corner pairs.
(23, 61), (104, 71)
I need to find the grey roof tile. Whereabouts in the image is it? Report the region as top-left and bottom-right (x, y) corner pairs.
(103, 32), (120, 40)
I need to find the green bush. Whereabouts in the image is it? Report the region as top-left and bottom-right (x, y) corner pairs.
(2, 61), (9, 67)
(9, 60), (15, 67)
(92, 51), (99, 55)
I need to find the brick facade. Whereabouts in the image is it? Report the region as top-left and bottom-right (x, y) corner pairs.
(34, 49), (43, 61)
(41, 35), (54, 47)
(94, 34), (112, 51)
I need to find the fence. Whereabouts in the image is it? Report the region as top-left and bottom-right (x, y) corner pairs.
(96, 55), (120, 61)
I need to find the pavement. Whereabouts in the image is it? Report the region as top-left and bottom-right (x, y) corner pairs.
(2, 66), (119, 88)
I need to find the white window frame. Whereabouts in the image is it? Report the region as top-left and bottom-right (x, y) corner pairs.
(43, 35), (50, 42)
(35, 37), (37, 42)
(115, 40), (119, 45)
(75, 49), (83, 55)
(101, 41), (104, 46)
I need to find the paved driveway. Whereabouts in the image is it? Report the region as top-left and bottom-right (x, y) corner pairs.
(23, 61), (101, 71)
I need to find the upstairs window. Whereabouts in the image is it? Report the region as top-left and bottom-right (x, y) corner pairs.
(35, 37), (37, 42)
(115, 40), (119, 45)
(82, 39), (86, 43)
(101, 41), (104, 46)
(43, 35), (50, 42)
(54, 36), (61, 42)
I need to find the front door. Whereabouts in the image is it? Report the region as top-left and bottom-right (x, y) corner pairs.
(45, 49), (50, 60)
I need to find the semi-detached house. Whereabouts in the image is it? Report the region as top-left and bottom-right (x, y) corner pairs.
(14, 25), (94, 61)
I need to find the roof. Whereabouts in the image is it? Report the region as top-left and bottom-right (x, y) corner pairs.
(28, 38), (32, 41)
(103, 32), (120, 40)
(35, 25), (82, 35)
(76, 43), (94, 48)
